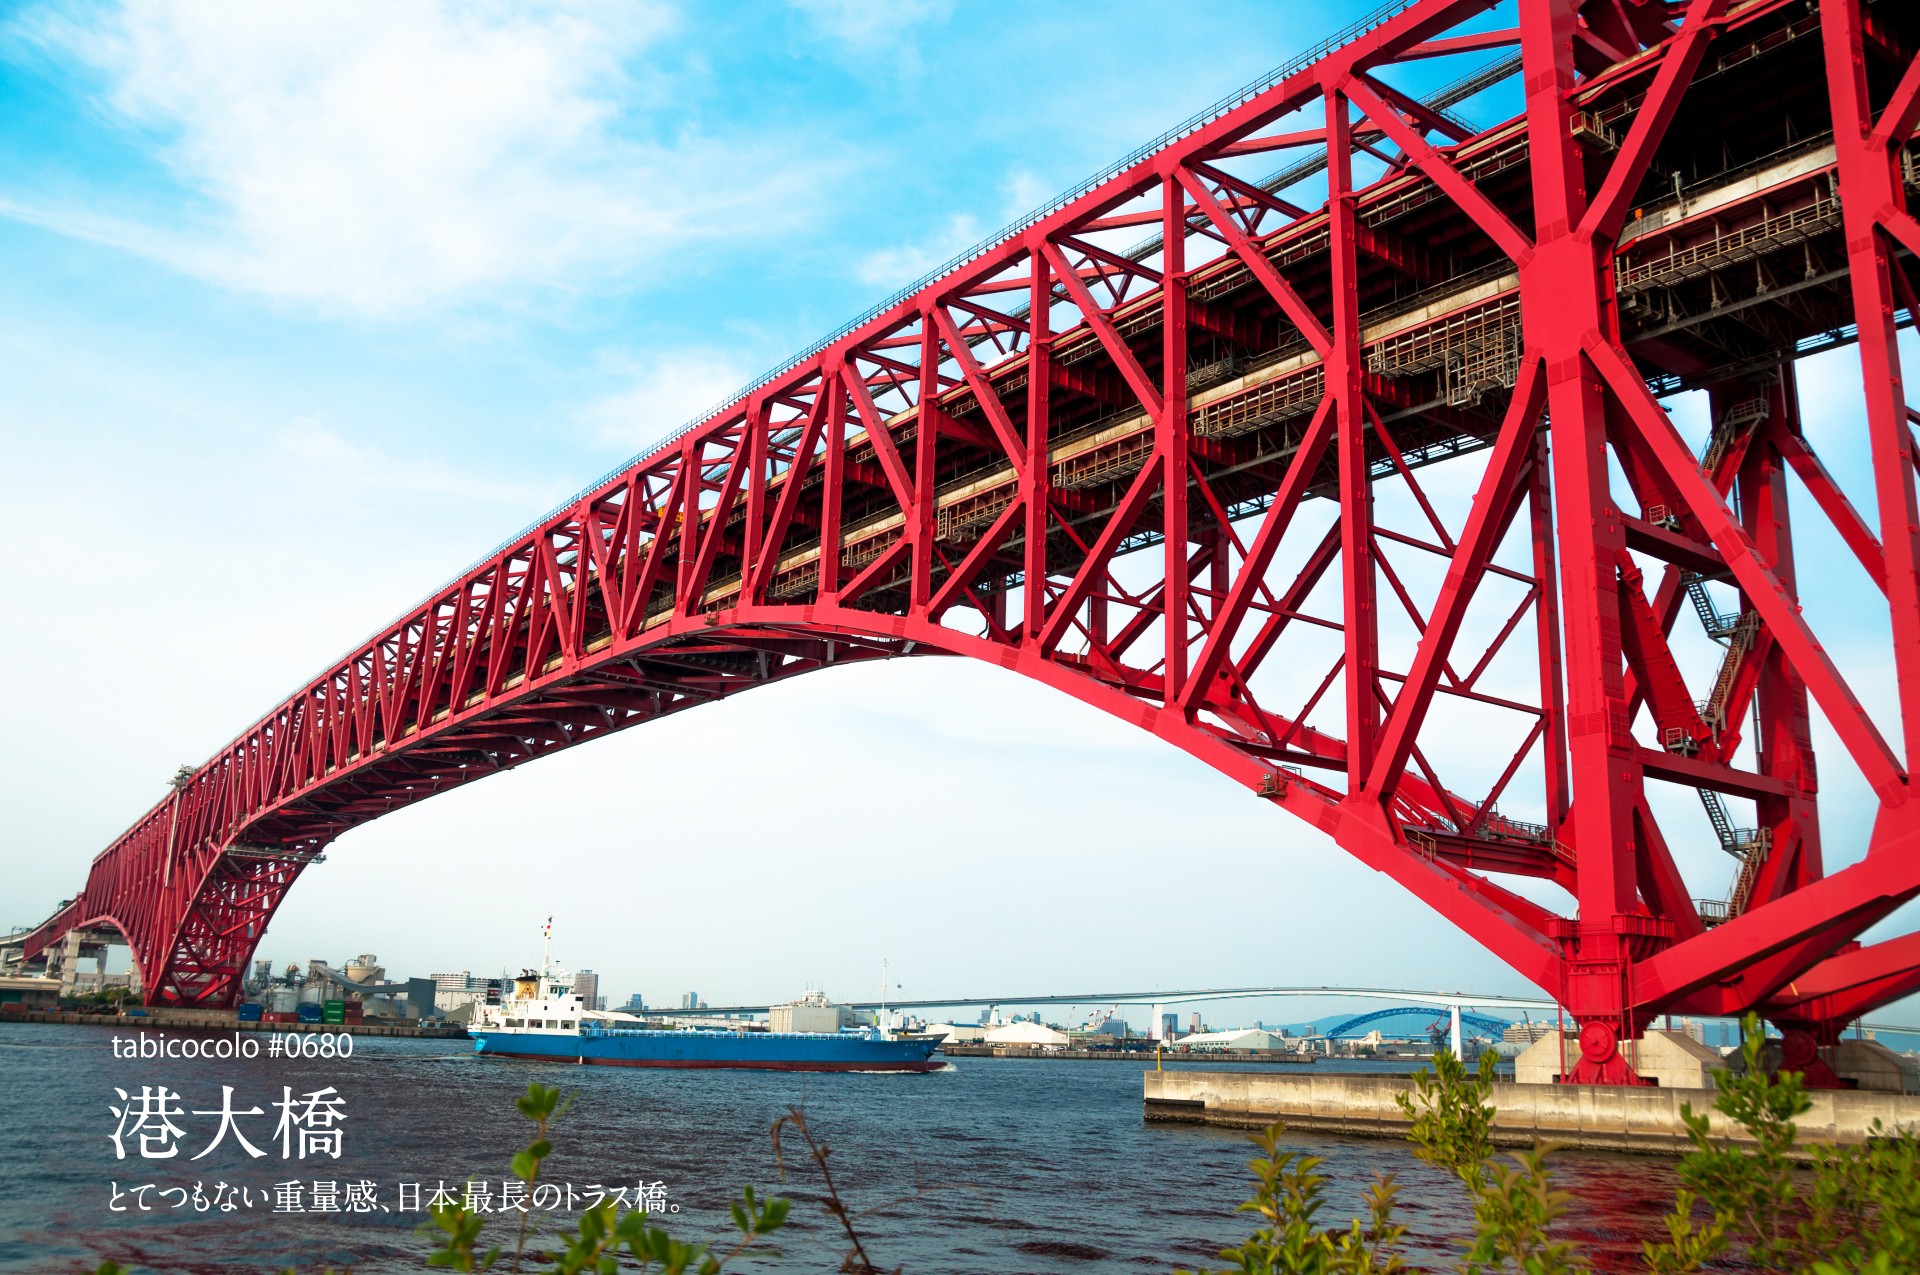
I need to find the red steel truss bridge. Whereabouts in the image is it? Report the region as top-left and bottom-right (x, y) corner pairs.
(24, 0), (1920, 1084)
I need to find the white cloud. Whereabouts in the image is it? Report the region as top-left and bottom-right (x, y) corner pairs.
(1001, 168), (1052, 218)
(583, 349), (753, 450)
(788, 0), (955, 58)
(854, 212), (982, 289)
(279, 420), (548, 506)
(852, 170), (1071, 292)
(9, 1), (818, 314)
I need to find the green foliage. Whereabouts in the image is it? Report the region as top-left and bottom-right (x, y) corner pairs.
(420, 1081), (789, 1275)
(540, 1183), (788, 1275)
(1455, 1143), (1584, 1275)
(1397, 1046), (1499, 1190)
(1640, 1189), (1727, 1275)
(1647, 1015), (1920, 1273)
(771, 1107), (897, 1274)
(1393, 1047), (1587, 1273)
(425, 1191), (499, 1272)
(1202, 1022), (1920, 1275)
(1176, 1123), (1406, 1274)
(61, 987), (134, 1013)
(1664, 1013), (1807, 1268)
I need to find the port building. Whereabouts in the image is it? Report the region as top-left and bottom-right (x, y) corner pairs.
(923, 1023), (985, 1044)
(769, 990), (843, 1034)
(984, 1021), (1071, 1048)
(1176, 1028), (1288, 1052)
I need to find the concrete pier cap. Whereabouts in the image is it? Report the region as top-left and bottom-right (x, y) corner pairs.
(1145, 1065), (1920, 1154)
(1515, 1029), (1728, 1089)
(1514, 1028), (1918, 1095)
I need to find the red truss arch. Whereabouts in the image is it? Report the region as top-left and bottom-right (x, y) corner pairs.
(26, 0), (1920, 1084)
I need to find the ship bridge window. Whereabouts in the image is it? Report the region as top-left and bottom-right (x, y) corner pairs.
(507, 1019), (524, 1028)
(530, 1020), (544, 1028)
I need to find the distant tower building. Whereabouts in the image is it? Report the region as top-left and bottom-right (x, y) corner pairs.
(433, 972), (475, 993)
(573, 970), (600, 1010)
(625, 994), (646, 1012)
(1189, 1011), (1203, 1035)
(681, 992), (700, 1010)
(771, 990), (842, 1034)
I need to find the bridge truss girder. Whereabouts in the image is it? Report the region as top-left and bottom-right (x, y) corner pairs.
(1325, 1006), (1513, 1040)
(25, 0), (1920, 1084)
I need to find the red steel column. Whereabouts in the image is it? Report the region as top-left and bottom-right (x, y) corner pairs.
(1025, 251), (1052, 640)
(818, 367), (846, 603)
(742, 396), (770, 602)
(1530, 438), (1572, 833)
(1738, 369), (1822, 894)
(1325, 86), (1377, 791)
(1822, 0), (1920, 782)
(912, 318), (940, 612)
(1162, 175), (1192, 699)
(1522, 0), (1650, 1082)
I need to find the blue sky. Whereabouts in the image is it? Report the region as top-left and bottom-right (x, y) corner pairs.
(1, 1), (1913, 1031)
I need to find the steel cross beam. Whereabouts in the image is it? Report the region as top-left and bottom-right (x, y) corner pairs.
(25, 0), (1920, 1087)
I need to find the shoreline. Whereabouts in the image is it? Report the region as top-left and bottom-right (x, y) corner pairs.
(0, 1008), (468, 1038)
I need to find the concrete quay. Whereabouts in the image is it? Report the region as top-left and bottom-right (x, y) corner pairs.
(1144, 1069), (1920, 1154)
(942, 1044), (1315, 1063)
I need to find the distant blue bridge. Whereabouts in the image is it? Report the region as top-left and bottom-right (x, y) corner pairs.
(1325, 1006), (1515, 1041)
(653, 983), (1561, 1056)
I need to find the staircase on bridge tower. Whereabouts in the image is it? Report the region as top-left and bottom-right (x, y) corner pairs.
(1678, 392), (1776, 929)
(1700, 393), (1769, 479)
(1695, 812), (1771, 929)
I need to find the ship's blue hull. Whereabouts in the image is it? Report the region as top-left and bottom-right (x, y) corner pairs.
(471, 1027), (945, 1072)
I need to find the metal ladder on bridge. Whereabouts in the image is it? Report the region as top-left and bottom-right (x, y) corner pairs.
(1699, 787), (1739, 856)
(1697, 814), (1771, 925)
(1700, 611), (1760, 733)
(1681, 570), (1762, 859)
(1683, 571), (1744, 641)
(1684, 395), (1774, 920)
(1700, 395), (1768, 476)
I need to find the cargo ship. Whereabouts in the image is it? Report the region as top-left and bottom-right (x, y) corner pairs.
(468, 968), (944, 1072)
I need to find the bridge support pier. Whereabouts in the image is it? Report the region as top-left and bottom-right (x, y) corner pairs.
(1563, 1016), (1653, 1087)
(1771, 1019), (1850, 1090)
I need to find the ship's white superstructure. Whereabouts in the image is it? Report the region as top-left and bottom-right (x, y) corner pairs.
(471, 969), (585, 1035)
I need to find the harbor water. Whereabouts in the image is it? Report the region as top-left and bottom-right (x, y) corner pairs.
(1, 1023), (1698, 1273)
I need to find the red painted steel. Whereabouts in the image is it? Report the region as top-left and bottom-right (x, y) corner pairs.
(24, 0), (1920, 1083)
